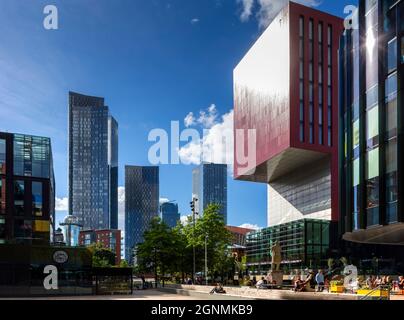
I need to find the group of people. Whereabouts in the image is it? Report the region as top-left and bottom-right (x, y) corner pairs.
(364, 275), (404, 291)
(294, 270), (327, 292)
(365, 275), (392, 289)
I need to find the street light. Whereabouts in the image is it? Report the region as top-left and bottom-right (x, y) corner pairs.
(190, 198), (198, 284)
(205, 234), (208, 286)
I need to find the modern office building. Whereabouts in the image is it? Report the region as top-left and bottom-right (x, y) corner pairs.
(125, 166), (159, 264)
(79, 229), (121, 265)
(245, 219), (335, 274)
(68, 92), (118, 231)
(108, 116), (119, 230)
(160, 201), (180, 228)
(192, 163), (227, 223)
(0, 132), (55, 245)
(339, 0), (404, 245)
(226, 226), (254, 247)
(60, 215), (82, 247)
(233, 2), (343, 270)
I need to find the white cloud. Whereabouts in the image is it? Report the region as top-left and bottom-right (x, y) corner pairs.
(55, 197), (68, 212)
(238, 0), (254, 22)
(239, 223), (261, 230)
(179, 106), (234, 174)
(191, 18), (200, 24)
(160, 197), (170, 205)
(184, 104), (219, 129)
(184, 112), (196, 127)
(237, 0), (321, 29)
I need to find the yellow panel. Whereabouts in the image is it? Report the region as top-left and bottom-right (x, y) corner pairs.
(34, 220), (50, 232)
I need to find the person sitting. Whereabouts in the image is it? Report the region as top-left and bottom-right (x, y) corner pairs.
(399, 276), (404, 290)
(256, 277), (266, 289)
(294, 276), (305, 292)
(210, 283), (226, 295)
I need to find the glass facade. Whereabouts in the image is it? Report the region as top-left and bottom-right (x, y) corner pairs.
(68, 92), (118, 231)
(192, 163), (227, 224)
(13, 134), (51, 178)
(0, 132), (54, 245)
(339, 0), (404, 235)
(125, 166), (159, 264)
(246, 219), (332, 273)
(160, 202), (180, 229)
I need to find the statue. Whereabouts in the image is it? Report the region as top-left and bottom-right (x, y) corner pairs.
(270, 241), (282, 272)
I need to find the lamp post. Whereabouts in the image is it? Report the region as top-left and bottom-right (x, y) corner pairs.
(190, 198), (198, 284)
(205, 234), (208, 286)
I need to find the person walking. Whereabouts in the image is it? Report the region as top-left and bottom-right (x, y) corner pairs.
(315, 270), (325, 292)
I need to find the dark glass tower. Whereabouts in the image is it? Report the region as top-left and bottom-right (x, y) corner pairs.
(108, 116), (118, 230)
(192, 163), (227, 224)
(68, 92), (118, 231)
(339, 0), (404, 244)
(125, 166), (159, 264)
(0, 132), (55, 245)
(160, 201), (180, 228)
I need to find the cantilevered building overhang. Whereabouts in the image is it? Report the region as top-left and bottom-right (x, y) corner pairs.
(233, 2), (343, 226)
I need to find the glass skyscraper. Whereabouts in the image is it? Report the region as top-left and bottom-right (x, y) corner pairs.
(68, 92), (118, 231)
(0, 132), (55, 245)
(160, 201), (180, 229)
(192, 163), (227, 224)
(339, 0), (404, 244)
(125, 166), (159, 264)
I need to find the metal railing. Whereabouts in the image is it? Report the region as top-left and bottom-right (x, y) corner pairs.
(359, 285), (391, 301)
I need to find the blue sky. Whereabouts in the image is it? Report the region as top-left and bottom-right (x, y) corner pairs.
(0, 0), (355, 230)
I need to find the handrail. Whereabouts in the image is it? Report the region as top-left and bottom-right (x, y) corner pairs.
(359, 285), (391, 300)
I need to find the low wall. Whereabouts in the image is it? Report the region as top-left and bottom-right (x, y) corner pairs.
(163, 284), (359, 300)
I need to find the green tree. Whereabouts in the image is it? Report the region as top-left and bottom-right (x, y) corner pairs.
(183, 204), (233, 280)
(136, 217), (180, 286)
(119, 259), (129, 268)
(88, 243), (116, 268)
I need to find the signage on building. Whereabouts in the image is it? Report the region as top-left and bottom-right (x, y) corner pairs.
(53, 250), (69, 264)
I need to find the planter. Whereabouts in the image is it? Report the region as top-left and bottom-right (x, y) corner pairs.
(330, 284), (345, 294)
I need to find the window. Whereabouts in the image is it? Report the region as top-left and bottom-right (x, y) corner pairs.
(0, 178), (5, 215)
(0, 218), (5, 244)
(32, 182), (43, 217)
(0, 139), (5, 174)
(386, 72), (398, 100)
(14, 180), (25, 216)
(353, 120), (360, 152)
(386, 139), (398, 223)
(327, 25), (332, 147)
(401, 36), (404, 64)
(14, 219), (32, 241)
(366, 106), (379, 147)
(386, 93), (397, 139)
(387, 38), (397, 73)
(366, 148), (380, 227)
(299, 17), (305, 143)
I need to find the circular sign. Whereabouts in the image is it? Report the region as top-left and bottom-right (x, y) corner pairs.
(53, 250), (69, 264)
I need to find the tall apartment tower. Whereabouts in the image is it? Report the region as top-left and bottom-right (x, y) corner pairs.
(160, 201), (180, 229)
(68, 92), (118, 230)
(108, 116), (119, 230)
(192, 163), (227, 224)
(125, 166), (159, 264)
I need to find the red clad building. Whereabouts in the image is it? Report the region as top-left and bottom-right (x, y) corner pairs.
(234, 2), (343, 227)
(79, 229), (121, 265)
